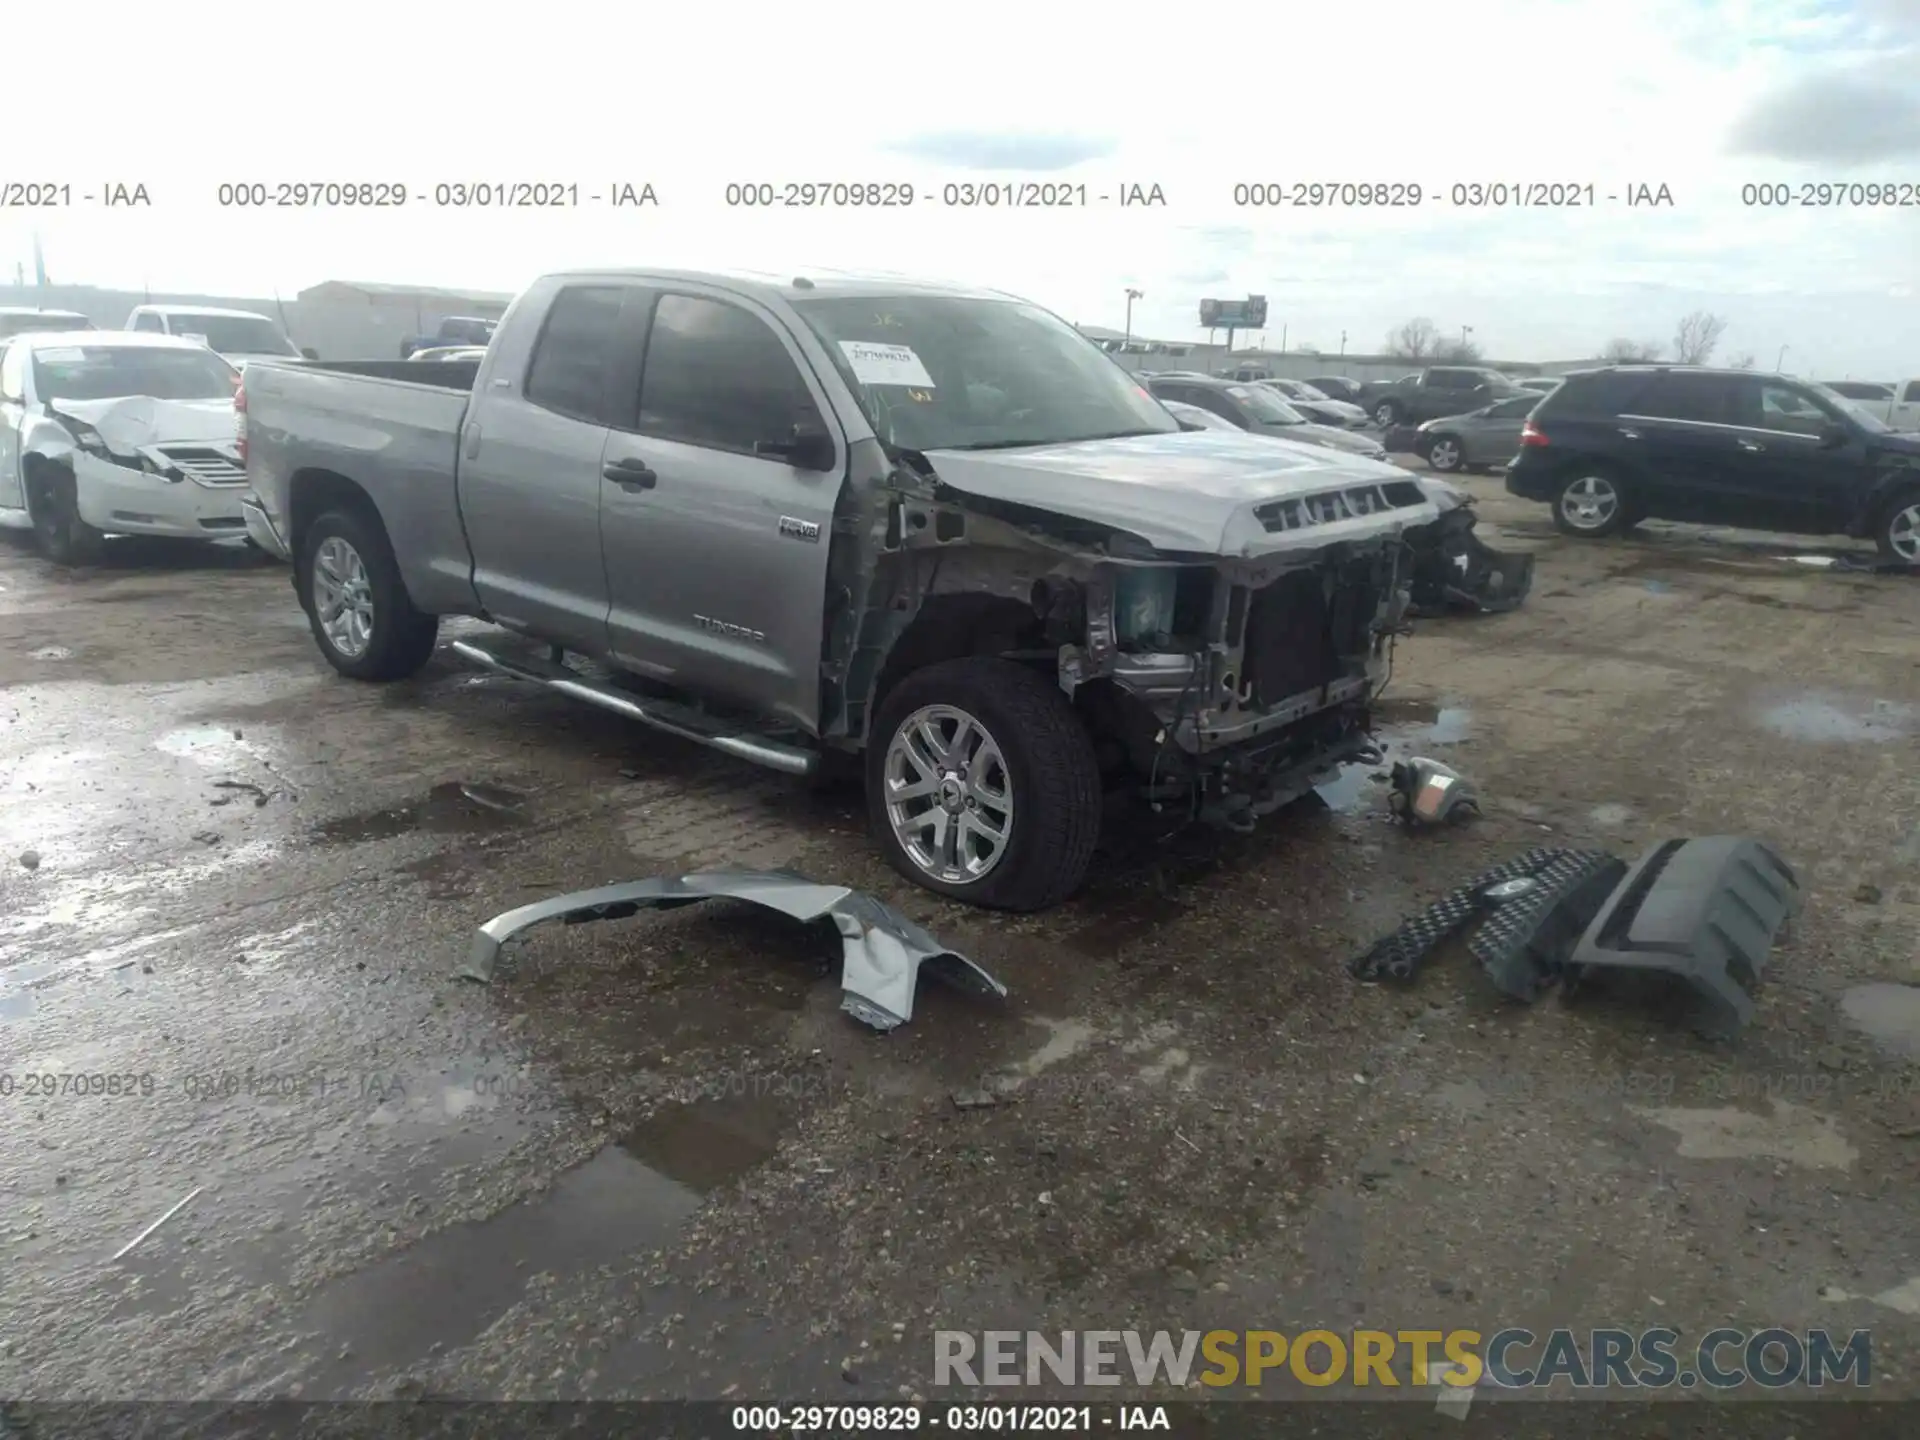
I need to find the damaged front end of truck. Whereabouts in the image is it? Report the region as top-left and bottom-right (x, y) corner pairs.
(822, 434), (1442, 831)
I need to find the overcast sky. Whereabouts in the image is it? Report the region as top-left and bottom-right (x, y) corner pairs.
(5, 0), (1917, 375)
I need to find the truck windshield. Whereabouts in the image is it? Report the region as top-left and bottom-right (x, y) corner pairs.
(791, 294), (1178, 451)
(34, 345), (240, 403)
(170, 314), (299, 356)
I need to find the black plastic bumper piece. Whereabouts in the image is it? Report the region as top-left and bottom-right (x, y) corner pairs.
(1566, 836), (1801, 1038)
(1469, 850), (1629, 1001)
(1408, 510), (1536, 616)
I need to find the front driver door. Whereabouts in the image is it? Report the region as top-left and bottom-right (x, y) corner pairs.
(598, 287), (845, 733)
(1724, 377), (1861, 533)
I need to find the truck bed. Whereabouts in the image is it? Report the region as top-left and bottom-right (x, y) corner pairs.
(286, 357), (483, 391)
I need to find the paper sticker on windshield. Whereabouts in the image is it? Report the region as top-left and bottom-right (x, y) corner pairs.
(839, 341), (934, 389)
(37, 347), (86, 364)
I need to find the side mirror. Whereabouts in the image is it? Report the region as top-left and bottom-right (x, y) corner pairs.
(1818, 422), (1850, 448)
(300, 347), (319, 361)
(755, 424), (837, 471)
(1176, 418), (1207, 432)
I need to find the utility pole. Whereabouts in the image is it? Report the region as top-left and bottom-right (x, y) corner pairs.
(1461, 324), (1474, 348)
(1279, 324), (1287, 354)
(1340, 330), (1347, 356)
(1123, 287), (1143, 346)
(1776, 344), (1789, 370)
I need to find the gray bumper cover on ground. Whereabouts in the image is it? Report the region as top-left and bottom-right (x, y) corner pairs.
(458, 869), (1008, 1031)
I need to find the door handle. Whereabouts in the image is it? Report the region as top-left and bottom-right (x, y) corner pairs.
(602, 459), (657, 489)
(1737, 439), (1765, 452)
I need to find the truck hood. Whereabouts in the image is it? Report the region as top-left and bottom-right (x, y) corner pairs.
(46, 396), (238, 454)
(922, 430), (1440, 556)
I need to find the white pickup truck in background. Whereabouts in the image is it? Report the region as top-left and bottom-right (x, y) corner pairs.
(1823, 378), (1920, 430)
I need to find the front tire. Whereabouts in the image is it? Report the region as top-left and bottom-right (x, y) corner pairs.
(297, 507), (439, 680)
(28, 464), (104, 566)
(866, 657), (1101, 911)
(1875, 484), (1920, 567)
(1374, 400), (1403, 427)
(1552, 470), (1630, 538)
(1425, 435), (1465, 472)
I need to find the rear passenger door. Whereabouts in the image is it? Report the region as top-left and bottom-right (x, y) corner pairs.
(598, 287), (845, 732)
(458, 282), (648, 652)
(1614, 372), (1743, 522)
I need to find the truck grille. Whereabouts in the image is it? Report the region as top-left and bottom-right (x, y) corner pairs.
(1241, 561), (1384, 709)
(148, 443), (247, 487)
(1253, 479), (1426, 534)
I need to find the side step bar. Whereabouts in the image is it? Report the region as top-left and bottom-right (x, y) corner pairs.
(448, 640), (819, 778)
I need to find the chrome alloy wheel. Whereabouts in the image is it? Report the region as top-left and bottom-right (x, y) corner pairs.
(1427, 437), (1462, 471)
(1559, 474), (1620, 530)
(882, 703), (1014, 884)
(1886, 503), (1920, 563)
(311, 536), (375, 659)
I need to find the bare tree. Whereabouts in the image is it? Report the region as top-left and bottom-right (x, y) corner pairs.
(1672, 311), (1727, 366)
(1601, 337), (1663, 362)
(1434, 338), (1485, 364)
(1385, 317), (1441, 360)
(1725, 352), (1756, 370)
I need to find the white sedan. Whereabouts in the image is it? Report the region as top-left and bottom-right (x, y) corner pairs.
(0, 331), (245, 563)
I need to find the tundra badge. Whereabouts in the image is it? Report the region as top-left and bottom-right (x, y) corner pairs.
(694, 615), (767, 644)
(778, 515), (822, 543)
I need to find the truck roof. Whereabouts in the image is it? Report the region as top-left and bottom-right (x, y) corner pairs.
(134, 304), (276, 320)
(0, 307), (89, 319)
(544, 267), (1015, 304)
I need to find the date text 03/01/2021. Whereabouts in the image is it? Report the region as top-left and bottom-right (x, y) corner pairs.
(729, 1405), (1168, 1431)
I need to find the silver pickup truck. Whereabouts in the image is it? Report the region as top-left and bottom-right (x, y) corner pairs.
(240, 267), (1457, 911)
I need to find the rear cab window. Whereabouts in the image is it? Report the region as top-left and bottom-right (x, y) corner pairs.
(524, 286), (634, 425)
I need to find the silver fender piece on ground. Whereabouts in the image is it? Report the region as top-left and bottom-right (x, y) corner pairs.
(457, 869), (1009, 1031)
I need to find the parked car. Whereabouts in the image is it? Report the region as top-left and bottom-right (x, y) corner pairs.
(1414, 392), (1541, 473)
(399, 316), (497, 358)
(1257, 378), (1371, 428)
(1144, 376), (1387, 458)
(1362, 367), (1527, 428)
(1303, 376), (1366, 404)
(0, 308), (96, 340)
(239, 266), (1469, 910)
(126, 305), (314, 366)
(1506, 364), (1920, 562)
(1818, 379), (1920, 431)
(0, 332), (246, 562)
(1515, 377), (1562, 394)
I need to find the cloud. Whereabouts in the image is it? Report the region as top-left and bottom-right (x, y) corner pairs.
(886, 131), (1117, 171)
(1726, 62), (1920, 161)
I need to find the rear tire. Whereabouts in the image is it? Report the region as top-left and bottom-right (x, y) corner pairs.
(1551, 469), (1630, 539)
(1374, 400), (1403, 427)
(297, 507), (439, 680)
(866, 657), (1101, 911)
(1875, 484), (1920, 567)
(27, 464), (104, 566)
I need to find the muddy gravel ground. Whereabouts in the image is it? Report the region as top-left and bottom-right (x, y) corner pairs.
(1, 480), (1918, 1413)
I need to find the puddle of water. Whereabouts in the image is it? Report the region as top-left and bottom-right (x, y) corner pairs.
(1316, 702), (1473, 812)
(1643, 579), (1674, 596)
(622, 1097), (783, 1192)
(1840, 983), (1920, 1058)
(1631, 1100), (1858, 1170)
(30, 645), (73, 660)
(292, 1142), (708, 1393)
(1754, 692), (1915, 744)
(311, 782), (530, 846)
(0, 959), (64, 1020)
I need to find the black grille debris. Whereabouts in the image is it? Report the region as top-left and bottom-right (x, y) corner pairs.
(1254, 480), (1426, 534)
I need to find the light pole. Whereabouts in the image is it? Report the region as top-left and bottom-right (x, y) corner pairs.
(1460, 324), (1474, 349)
(1340, 330), (1347, 356)
(1124, 288), (1143, 346)
(1776, 344), (1789, 371)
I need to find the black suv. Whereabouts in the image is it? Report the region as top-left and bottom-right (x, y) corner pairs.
(1506, 365), (1920, 563)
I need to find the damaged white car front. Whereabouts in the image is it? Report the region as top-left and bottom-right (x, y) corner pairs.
(0, 334), (247, 563)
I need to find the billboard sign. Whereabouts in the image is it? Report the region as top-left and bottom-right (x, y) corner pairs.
(1199, 296), (1268, 330)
